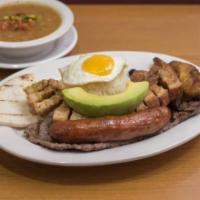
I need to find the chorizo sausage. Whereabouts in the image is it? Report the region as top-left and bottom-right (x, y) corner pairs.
(49, 106), (171, 143)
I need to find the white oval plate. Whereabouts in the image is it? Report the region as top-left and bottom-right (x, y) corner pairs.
(0, 51), (199, 167)
(0, 26), (78, 69)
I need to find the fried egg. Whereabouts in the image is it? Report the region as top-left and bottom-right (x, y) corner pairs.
(61, 54), (126, 85)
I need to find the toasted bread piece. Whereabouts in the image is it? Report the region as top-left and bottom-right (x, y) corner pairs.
(25, 79), (66, 95)
(53, 103), (70, 121)
(150, 84), (170, 106)
(70, 111), (85, 120)
(144, 90), (160, 108)
(153, 57), (182, 100)
(24, 80), (49, 94)
(48, 79), (66, 90)
(136, 102), (148, 112)
(25, 79), (66, 116)
(27, 86), (55, 103)
(32, 94), (62, 115)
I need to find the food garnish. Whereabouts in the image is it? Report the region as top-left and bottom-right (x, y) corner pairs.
(0, 13), (38, 31)
(0, 3), (61, 42)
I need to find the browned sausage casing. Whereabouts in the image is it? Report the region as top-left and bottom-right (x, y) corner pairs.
(49, 107), (171, 143)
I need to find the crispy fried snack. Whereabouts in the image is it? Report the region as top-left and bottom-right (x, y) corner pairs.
(24, 80), (49, 94)
(150, 84), (170, 106)
(53, 103), (70, 121)
(129, 68), (170, 109)
(33, 94), (62, 115)
(27, 86), (55, 103)
(153, 57), (182, 101)
(129, 70), (148, 82)
(144, 90), (160, 108)
(170, 61), (200, 97)
(24, 79), (65, 115)
(130, 58), (199, 112)
(48, 79), (66, 90)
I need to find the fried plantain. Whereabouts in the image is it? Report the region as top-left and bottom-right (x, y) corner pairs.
(170, 61), (200, 97)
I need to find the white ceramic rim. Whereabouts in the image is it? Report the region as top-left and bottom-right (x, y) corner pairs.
(0, 51), (199, 167)
(0, 26), (78, 69)
(0, 0), (74, 48)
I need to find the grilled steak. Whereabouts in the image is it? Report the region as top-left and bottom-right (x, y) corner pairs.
(25, 114), (131, 152)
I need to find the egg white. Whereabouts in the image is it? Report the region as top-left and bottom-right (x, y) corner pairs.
(61, 54), (126, 85)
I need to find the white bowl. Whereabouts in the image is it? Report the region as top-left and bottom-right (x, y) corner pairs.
(0, 0), (74, 58)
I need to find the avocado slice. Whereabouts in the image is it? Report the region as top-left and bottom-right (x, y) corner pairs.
(62, 81), (149, 117)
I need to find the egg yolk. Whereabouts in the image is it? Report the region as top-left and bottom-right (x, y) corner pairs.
(82, 55), (114, 76)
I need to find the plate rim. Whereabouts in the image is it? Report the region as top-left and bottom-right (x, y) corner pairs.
(0, 51), (199, 167)
(1, 129), (199, 167)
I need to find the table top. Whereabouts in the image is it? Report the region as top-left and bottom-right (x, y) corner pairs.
(1, 4), (200, 200)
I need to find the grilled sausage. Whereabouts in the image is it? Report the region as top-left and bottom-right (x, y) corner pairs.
(49, 107), (171, 143)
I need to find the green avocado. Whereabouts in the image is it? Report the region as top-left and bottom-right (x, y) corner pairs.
(62, 81), (149, 117)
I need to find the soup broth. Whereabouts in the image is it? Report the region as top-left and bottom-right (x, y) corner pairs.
(0, 3), (62, 42)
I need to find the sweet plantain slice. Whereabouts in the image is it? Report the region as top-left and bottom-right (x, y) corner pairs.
(170, 61), (200, 97)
